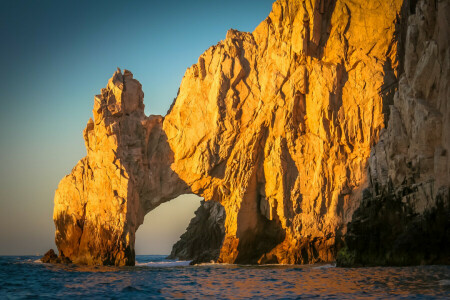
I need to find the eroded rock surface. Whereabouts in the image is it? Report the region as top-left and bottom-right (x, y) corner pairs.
(53, 69), (189, 266)
(164, 0), (403, 264)
(52, 0), (448, 266)
(339, 0), (450, 266)
(168, 200), (225, 264)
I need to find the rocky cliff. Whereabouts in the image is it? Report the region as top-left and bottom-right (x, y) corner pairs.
(53, 70), (190, 265)
(51, 0), (449, 266)
(338, 0), (450, 266)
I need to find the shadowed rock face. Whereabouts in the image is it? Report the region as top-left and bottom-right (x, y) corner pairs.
(338, 0), (450, 266)
(168, 200), (225, 264)
(52, 0), (448, 266)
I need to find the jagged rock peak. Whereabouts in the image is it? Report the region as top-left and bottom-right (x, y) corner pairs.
(54, 69), (188, 266)
(93, 68), (145, 119)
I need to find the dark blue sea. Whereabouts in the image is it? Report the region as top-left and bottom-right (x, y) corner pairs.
(1, 255), (449, 299)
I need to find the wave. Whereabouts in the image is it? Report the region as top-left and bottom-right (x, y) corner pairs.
(312, 264), (336, 269)
(438, 279), (450, 286)
(135, 260), (191, 267)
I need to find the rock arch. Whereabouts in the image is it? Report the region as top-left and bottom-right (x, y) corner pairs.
(54, 70), (191, 265)
(53, 0), (420, 266)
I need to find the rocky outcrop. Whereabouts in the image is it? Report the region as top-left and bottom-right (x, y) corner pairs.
(168, 200), (225, 264)
(41, 249), (71, 264)
(53, 70), (189, 266)
(52, 0), (448, 266)
(338, 0), (450, 266)
(163, 0), (403, 264)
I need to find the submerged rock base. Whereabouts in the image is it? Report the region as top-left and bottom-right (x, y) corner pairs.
(41, 249), (71, 264)
(338, 187), (450, 266)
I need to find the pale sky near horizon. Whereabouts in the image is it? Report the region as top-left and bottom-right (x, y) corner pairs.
(0, 0), (274, 255)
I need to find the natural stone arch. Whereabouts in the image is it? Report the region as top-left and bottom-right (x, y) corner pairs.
(53, 70), (191, 265)
(52, 0), (410, 266)
(54, 70), (227, 266)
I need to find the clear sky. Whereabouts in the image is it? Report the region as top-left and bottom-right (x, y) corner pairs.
(0, 0), (274, 255)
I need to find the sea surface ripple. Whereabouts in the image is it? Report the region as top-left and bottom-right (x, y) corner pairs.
(1, 255), (449, 299)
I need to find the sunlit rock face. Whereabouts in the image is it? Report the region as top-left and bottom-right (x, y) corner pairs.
(53, 70), (189, 266)
(340, 0), (450, 266)
(53, 0), (448, 266)
(164, 0), (403, 264)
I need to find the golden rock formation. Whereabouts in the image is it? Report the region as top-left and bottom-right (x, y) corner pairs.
(54, 70), (189, 265)
(52, 0), (448, 266)
(163, 0), (403, 264)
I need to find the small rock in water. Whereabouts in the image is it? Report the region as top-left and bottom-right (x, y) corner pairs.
(41, 249), (72, 264)
(41, 249), (58, 263)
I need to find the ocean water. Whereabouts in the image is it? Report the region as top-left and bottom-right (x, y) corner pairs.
(1, 255), (449, 299)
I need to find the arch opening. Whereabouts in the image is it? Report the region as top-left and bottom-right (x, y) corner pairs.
(135, 194), (202, 256)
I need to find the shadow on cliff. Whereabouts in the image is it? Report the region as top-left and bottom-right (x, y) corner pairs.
(140, 118), (228, 264)
(309, 0), (338, 60)
(379, 0), (414, 126)
(167, 200), (226, 264)
(140, 118), (192, 213)
(232, 128), (288, 264)
(234, 173), (286, 264)
(339, 186), (450, 266)
(337, 0), (450, 267)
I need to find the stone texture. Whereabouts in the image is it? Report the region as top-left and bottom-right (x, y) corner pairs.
(53, 69), (189, 266)
(168, 200), (225, 264)
(339, 0), (450, 266)
(41, 249), (58, 263)
(41, 249), (71, 264)
(163, 0), (403, 264)
(52, 0), (448, 266)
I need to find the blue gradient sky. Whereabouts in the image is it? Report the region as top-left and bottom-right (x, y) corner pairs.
(0, 0), (274, 255)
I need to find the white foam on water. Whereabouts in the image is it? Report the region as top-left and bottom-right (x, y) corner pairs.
(135, 260), (191, 267)
(195, 262), (232, 267)
(438, 279), (450, 286)
(312, 264), (336, 269)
